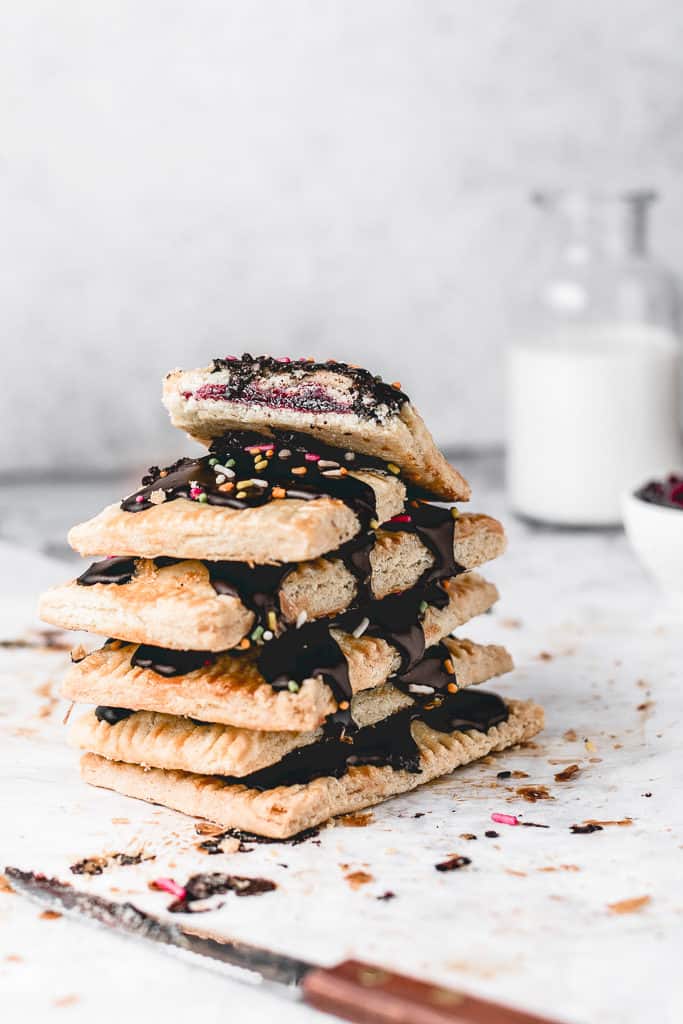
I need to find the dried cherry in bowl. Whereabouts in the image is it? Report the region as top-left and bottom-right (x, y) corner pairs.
(622, 474), (683, 612)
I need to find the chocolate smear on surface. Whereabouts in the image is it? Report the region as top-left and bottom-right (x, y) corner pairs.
(570, 823), (604, 834)
(168, 871), (276, 913)
(121, 429), (385, 529)
(197, 825), (320, 854)
(220, 690), (509, 791)
(201, 354), (409, 422)
(70, 851), (153, 876)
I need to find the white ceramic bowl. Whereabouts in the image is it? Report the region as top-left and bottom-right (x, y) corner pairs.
(622, 487), (683, 610)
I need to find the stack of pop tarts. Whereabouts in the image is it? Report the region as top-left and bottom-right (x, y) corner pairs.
(40, 356), (543, 838)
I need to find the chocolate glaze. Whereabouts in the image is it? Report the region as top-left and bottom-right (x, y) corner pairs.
(94, 706), (134, 725)
(221, 689), (509, 791)
(258, 581), (449, 728)
(120, 430), (384, 530)
(77, 557), (138, 586)
(384, 503), (465, 584)
(130, 645), (215, 678)
(327, 531), (377, 606)
(198, 354), (409, 421)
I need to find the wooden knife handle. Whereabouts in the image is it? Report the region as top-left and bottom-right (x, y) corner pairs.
(302, 959), (559, 1024)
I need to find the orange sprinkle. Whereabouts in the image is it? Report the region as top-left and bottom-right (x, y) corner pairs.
(391, 380), (402, 389)
(159, 469), (168, 478)
(447, 682), (458, 693)
(272, 487), (286, 499)
(444, 658), (455, 675)
(238, 638), (251, 650)
(338, 701), (350, 711)
(291, 466), (307, 476)
(218, 482), (234, 492)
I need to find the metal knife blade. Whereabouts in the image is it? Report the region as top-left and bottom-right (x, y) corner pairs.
(6, 866), (311, 991)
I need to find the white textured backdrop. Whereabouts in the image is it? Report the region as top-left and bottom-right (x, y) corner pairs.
(3, 1), (683, 472)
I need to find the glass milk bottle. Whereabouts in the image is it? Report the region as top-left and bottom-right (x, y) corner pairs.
(507, 190), (682, 526)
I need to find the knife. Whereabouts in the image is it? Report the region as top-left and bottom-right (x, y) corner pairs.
(7, 866), (559, 1024)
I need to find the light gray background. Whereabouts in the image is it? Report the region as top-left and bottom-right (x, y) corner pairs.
(4, 1), (683, 473)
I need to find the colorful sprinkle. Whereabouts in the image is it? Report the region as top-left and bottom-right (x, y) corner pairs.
(237, 638), (251, 650)
(296, 611), (308, 629)
(287, 680), (300, 693)
(447, 682), (458, 693)
(386, 463), (401, 475)
(450, 507), (459, 519)
(352, 616), (370, 639)
(444, 658), (455, 675)
(369, 518), (379, 530)
(267, 611), (277, 632)
(291, 466), (307, 476)
(390, 514), (412, 524)
(135, 494), (144, 504)
(278, 449), (291, 460)
(262, 630), (274, 642)
(271, 487), (286, 499)
(250, 626), (264, 643)
(198, 493), (208, 503)
(304, 453), (320, 462)
(150, 878), (186, 901)
(491, 813), (519, 827)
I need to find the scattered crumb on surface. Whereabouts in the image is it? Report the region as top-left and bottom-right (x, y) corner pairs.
(39, 910), (62, 920)
(586, 818), (633, 827)
(344, 870), (374, 889)
(376, 891), (395, 901)
(554, 764), (581, 782)
(538, 865), (580, 873)
(505, 869), (527, 878)
(537, 651), (553, 661)
(53, 995), (80, 1008)
(0, 875), (15, 894)
(608, 895), (651, 915)
(460, 833), (477, 841)
(5, 954), (23, 962)
(339, 812), (374, 828)
(435, 856), (471, 872)
(516, 785), (553, 803)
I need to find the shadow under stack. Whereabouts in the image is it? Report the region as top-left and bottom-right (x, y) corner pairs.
(40, 356), (544, 838)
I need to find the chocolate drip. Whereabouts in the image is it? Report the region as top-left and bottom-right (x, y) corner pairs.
(257, 582), (448, 728)
(328, 532), (377, 606)
(95, 706), (134, 725)
(258, 621), (352, 724)
(222, 689), (509, 791)
(203, 354), (409, 422)
(77, 557), (139, 586)
(384, 504), (465, 584)
(394, 641), (455, 700)
(201, 562), (295, 633)
(336, 582), (449, 675)
(130, 644), (215, 678)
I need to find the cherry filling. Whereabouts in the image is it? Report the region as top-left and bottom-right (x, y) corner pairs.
(635, 474), (683, 509)
(192, 381), (354, 416)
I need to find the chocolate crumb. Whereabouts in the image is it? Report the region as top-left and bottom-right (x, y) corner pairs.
(169, 871), (276, 913)
(516, 785), (553, 803)
(485, 830), (499, 838)
(554, 764), (581, 783)
(460, 833), (478, 841)
(435, 856), (471, 872)
(642, 792), (652, 798)
(570, 823), (603, 834)
(70, 851), (153, 875)
(376, 891), (396, 901)
(413, 812), (425, 819)
(496, 770), (511, 779)
(198, 825), (319, 853)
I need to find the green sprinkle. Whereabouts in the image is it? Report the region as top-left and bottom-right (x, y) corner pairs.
(208, 457), (218, 466)
(250, 625), (264, 643)
(450, 507), (459, 519)
(226, 458), (236, 468)
(369, 518), (379, 530)
(287, 680), (300, 693)
(198, 493), (208, 503)
(419, 600), (428, 614)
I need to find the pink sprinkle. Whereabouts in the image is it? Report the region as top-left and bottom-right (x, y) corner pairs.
(276, 356), (291, 363)
(491, 813), (519, 826)
(305, 453), (320, 462)
(152, 877), (186, 901)
(181, 390), (192, 399)
(135, 495), (144, 504)
(189, 487), (203, 499)
(225, 355), (238, 361)
(390, 514), (412, 523)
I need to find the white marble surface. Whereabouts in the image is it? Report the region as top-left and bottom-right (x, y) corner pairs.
(5, 2), (683, 470)
(1, 461), (682, 1023)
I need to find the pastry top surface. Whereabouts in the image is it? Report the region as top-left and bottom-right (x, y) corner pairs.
(163, 357), (470, 501)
